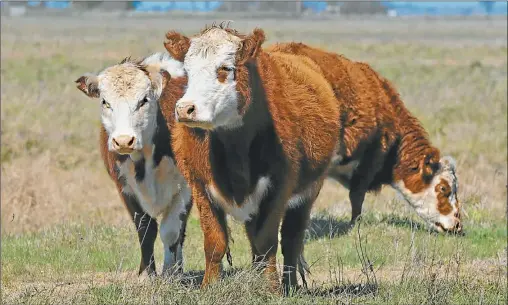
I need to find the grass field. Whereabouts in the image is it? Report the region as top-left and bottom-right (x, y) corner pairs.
(1, 14), (507, 304)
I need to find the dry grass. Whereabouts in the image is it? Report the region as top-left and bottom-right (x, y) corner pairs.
(1, 14), (507, 304)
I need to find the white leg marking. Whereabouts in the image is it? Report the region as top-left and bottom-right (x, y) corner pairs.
(160, 199), (185, 275)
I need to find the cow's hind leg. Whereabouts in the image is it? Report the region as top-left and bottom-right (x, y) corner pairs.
(245, 186), (292, 294)
(349, 189), (367, 225)
(280, 180), (321, 295)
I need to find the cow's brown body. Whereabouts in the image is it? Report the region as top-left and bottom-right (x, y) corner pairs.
(268, 42), (457, 225)
(166, 28), (340, 293)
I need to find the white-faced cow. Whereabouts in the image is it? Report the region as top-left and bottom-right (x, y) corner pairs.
(163, 26), (340, 294)
(75, 52), (193, 276)
(268, 42), (462, 234)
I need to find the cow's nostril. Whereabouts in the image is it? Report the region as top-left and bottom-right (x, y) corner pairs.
(113, 138), (120, 147)
(128, 137), (135, 147)
(187, 105), (195, 115)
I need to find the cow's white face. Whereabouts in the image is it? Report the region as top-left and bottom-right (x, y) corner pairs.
(175, 29), (243, 130)
(75, 53), (182, 155)
(98, 66), (158, 154)
(394, 156), (462, 234)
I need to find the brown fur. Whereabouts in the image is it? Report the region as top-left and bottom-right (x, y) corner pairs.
(167, 28), (340, 293)
(267, 42), (443, 222)
(164, 31), (191, 62)
(435, 179), (453, 215)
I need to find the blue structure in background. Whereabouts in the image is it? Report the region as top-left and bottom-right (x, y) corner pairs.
(27, 1), (70, 9)
(382, 1), (507, 16)
(131, 2), (222, 12)
(19, 1), (508, 16)
(302, 2), (328, 14)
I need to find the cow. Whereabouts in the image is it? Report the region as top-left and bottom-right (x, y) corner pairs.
(74, 52), (193, 277)
(267, 42), (462, 234)
(163, 26), (341, 294)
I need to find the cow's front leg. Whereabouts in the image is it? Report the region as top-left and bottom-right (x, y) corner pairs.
(118, 189), (158, 276)
(195, 185), (229, 288)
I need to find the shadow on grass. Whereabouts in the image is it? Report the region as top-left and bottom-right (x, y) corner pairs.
(175, 268), (378, 299)
(306, 214), (353, 240)
(175, 268), (245, 289)
(303, 283), (378, 298)
(381, 214), (428, 232)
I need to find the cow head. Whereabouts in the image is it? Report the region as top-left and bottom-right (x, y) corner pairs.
(164, 26), (265, 130)
(394, 154), (463, 234)
(75, 52), (183, 155)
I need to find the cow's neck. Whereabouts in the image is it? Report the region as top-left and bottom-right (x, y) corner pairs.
(209, 57), (273, 205)
(393, 129), (434, 182)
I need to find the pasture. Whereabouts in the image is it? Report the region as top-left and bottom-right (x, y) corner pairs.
(1, 14), (507, 304)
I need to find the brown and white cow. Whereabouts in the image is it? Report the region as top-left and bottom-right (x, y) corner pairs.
(75, 52), (193, 276)
(268, 42), (462, 234)
(164, 26), (340, 293)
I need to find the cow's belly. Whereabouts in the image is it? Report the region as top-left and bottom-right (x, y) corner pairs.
(119, 156), (189, 218)
(327, 158), (360, 189)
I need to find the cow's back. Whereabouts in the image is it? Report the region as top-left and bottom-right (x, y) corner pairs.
(269, 43), (398, 161)
(258, 51), (341, 191)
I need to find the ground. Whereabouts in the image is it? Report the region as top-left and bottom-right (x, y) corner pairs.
(1, 14), (507, 305)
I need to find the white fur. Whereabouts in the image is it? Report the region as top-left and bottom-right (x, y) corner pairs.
(392, 156), (460, 231)
(177, 29), (243, 130)
(118, 154), (190, 272)
(208, 177), (271, 222)
(160, 188), (190, 273)
(98, 52), (184, 151)
(142, 52), (185, 78)
(288, 183), (320, 209)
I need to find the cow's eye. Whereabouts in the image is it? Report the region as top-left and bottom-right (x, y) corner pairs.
(138, 98), (148, 109)
(220, 66), (235, 72)
(102, 99), (111, 109)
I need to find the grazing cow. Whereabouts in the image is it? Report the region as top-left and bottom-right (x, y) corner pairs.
(268, 42), (462, 234)
(75, 52), (193, 276)
(163, 26), (340, 293)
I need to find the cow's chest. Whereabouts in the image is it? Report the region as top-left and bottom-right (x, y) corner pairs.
(208, 176), (271, 223)
(118, 154), (187, 218)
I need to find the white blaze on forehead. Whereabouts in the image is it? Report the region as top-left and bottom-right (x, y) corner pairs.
(98, 64), (151, 103)
(97, 51), (183, 103)
(186, 29), (242, 62)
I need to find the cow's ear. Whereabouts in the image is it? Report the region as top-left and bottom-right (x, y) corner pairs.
(236, 28), (265, 65)
(164, 31), (190, 62)
(143, 65), (171, 98)
(75, 73), (100, 98)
